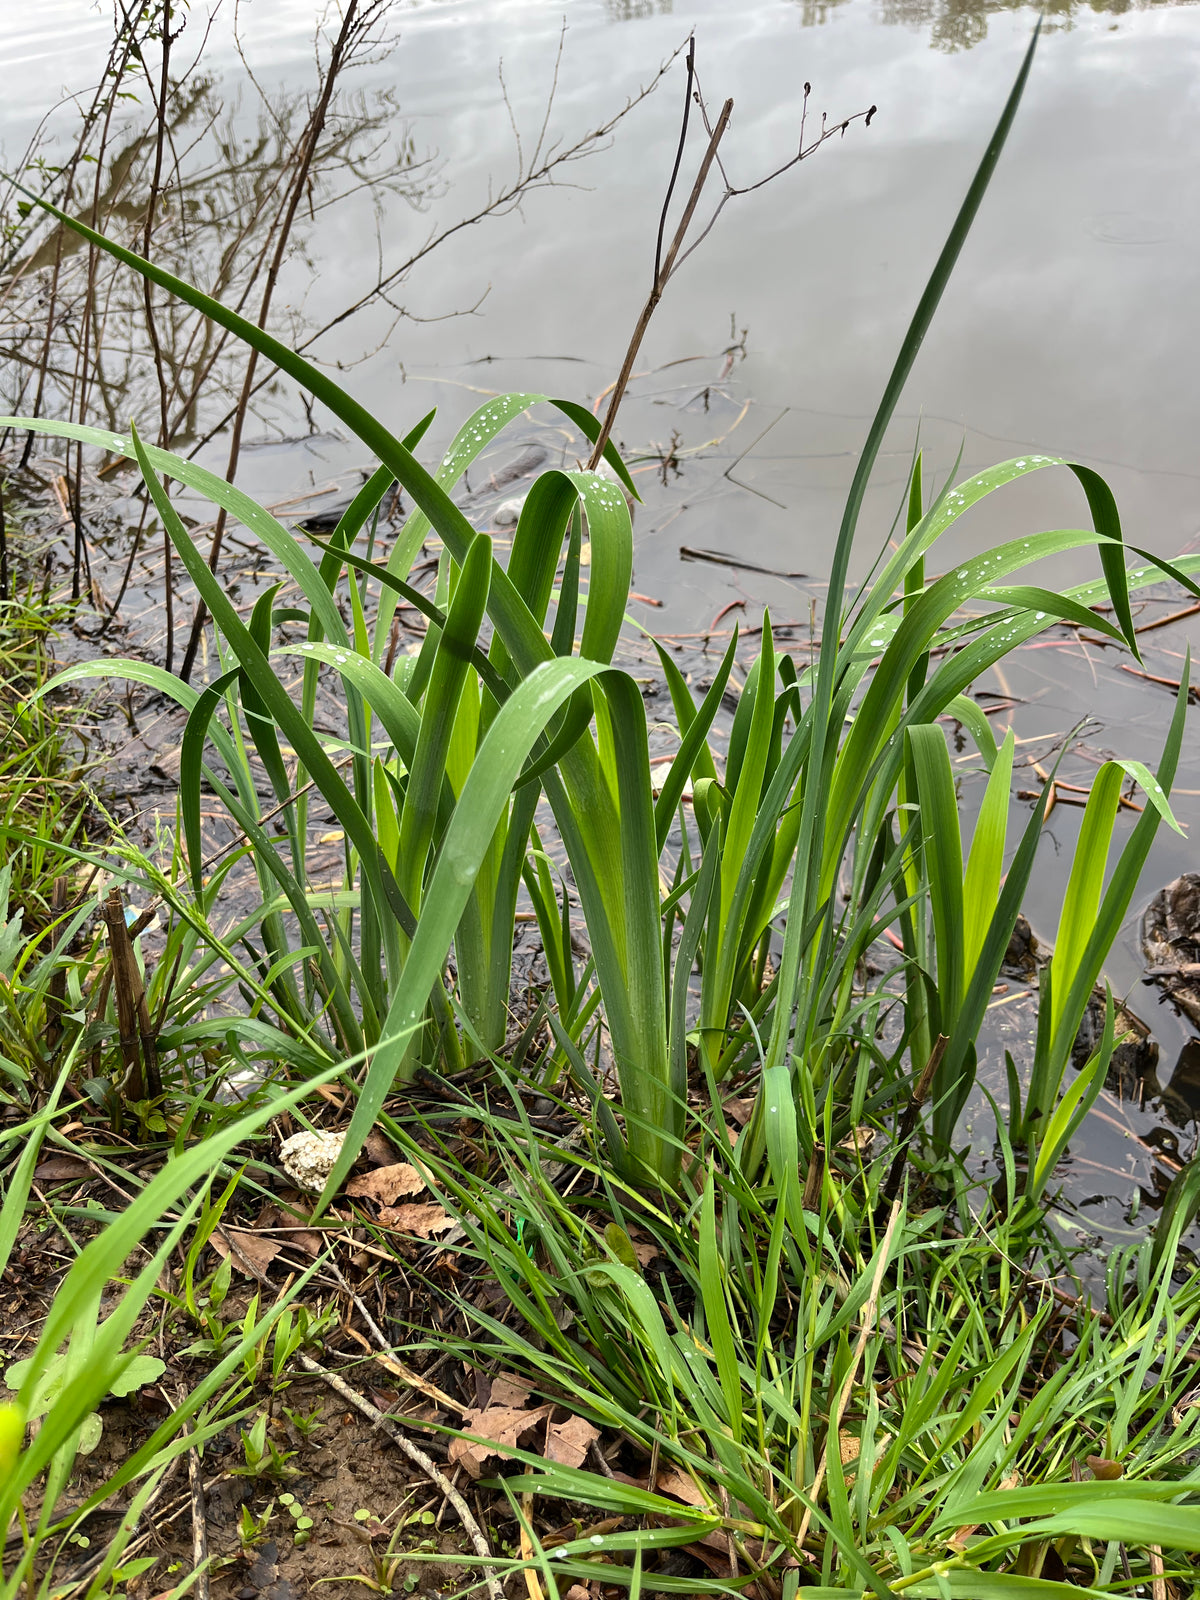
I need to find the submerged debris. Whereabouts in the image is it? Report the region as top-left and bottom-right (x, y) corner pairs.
(1071, 985), (1159, 1095)
(1002, 912), (1040, 980)
(1003, 915), (1160, 1095)
(1141, 873), (1200, 1031)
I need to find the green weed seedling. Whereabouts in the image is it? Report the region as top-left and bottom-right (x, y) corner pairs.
(281, 1401), (325, 1440)
(325, 1504), (438, 1595)
(277, 1493), (315, 1546)
(232, 1410), (298, 1481)
(178, 1251), (237, 1361)
(240, 1298), (333, 1398)
(271, 1302), (332, 1381)
(238, 1291), (266, 1385)
(238, 1499), (275, 1555)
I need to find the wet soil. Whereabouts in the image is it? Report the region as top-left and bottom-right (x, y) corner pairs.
(0, 1094), (719, 1600)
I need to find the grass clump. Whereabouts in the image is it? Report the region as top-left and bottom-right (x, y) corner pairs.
(2, 24), (1200, 1600)
(376, 1090), (1200, 1594)
(0, 587), (92, 916)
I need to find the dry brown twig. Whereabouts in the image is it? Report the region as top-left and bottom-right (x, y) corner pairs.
(298, 1353), (504, 1600)
(587, 38), (875, 472)
(184, 1392), (211, 1600)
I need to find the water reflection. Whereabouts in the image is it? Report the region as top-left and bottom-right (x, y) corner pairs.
(1153, 1038), (1200, 1127)
(0, 72), (431, 445)
(784, 0), (1198, 47)
(603, 0), (675, 17)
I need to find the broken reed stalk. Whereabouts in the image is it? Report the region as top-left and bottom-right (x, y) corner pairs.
(100, 886), (161, 1103)
(802, 1141), (826, 1210)
(43, 875), (70, 1063)
(587, 55), (733, 472)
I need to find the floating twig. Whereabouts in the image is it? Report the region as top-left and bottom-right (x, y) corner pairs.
(1134, 601), (1200, 635)
(680, 545), (807, 579)
(1120, 663), (1200, 702)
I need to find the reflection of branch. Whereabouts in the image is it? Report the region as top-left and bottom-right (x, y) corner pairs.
(180, 0), (385, 683)
(140, 0), (180, 668)
(587, 45), (875, 472)
(184, 38), (688, 461)
(327, 34), (683, 333)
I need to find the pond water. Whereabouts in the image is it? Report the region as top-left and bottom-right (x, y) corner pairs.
(4, 0), (1200, 1255)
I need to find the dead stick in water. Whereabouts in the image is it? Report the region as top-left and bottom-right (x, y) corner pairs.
(588, 74), (732, 467)
(587, 44), (874, 473)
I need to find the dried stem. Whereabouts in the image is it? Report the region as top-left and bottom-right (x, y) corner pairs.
(587, 48), (875, 472)
(100, 885), (161, 1107)
(587, 95), (733, 472)
(297, 1354), (504, 1600)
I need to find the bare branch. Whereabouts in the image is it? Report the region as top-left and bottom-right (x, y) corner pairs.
(587, 48), (875, 471)
(654, 34), (695, 287)
(182, 37), (688, 463)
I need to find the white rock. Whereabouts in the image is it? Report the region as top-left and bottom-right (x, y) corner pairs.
(493, 495), (526, 527)
(279, 1130), (345, 1192)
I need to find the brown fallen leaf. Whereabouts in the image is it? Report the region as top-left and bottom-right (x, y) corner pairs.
(254, 1201), (325, 1258)
(347, 1162), (427, 1203)
(489, 1372), (533, 1408)
(838, 1125), (876, 1157)
(376, 1202), (453, 1237)
(624, 1226), (660, 1268)
(211, 1227), (282, 1281)
(683, 1529), (762, 1597)
(545, 1413), (600, 1468)
(654, 1467), (714, 1508)
(450, 1397), (552, 1479)
(33, 1154), (93, 1184)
